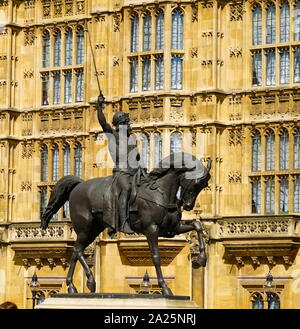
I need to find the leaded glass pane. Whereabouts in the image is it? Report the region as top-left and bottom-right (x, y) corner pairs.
(143, 13), (151, 51)
(54, 31), (61, 67)
(171, 55), (183, 90)
(172, 10), (183, 49)
(154, 133), (162, 168)
(266, 4), (276, 44)
(252, 131), (261, 171)
(43, 31), (50, 68)
(252, 52), (262, 86)
(280, 2), (290, 43)
(294, 129), (300, 169)
(265, 178), (275, 214)
(280, 50), (290, 84)
(52, 144), (59, 181)
(295, 2), (300, 41)
(252, 179), (261, 214)
(64, 71), (72, 103)
(253, 6), (262, 45)
(65, 29), (73, 65)
(266, 50), (276, 85)
(170, 133), (182, 154)
(156, 11), (164, 50)
(252, 293), (264, 309)
(280, 130), (289, 170)
(131, 14), (139, 52)
(130, 58), (138, 92)
(74, 144), (82, 178)
(294, 177), (300, 212)
(267, 293), (280, 309)
(76, 70), (84, 102)
(294, 47), (300, 83)
(141, 135), (150, 170)
(42, 75), (50, 105)
(279, 177), (289, 213)
(266, 131), (275, 171)
(76, 27), (84, 65)
(53, 73), (61, 105)
(142, 58), (151, 91)
(63, 144), (70, 176)
(155, 57), (164, 90)
(41, 146), (48, 182)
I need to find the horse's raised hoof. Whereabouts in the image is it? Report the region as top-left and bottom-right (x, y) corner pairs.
(162, 287), (173, 297)
(68, 284), (78, 294)
(87, 278), (96, 293)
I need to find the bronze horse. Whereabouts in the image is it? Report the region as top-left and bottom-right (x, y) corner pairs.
(41, 152), (211, 297)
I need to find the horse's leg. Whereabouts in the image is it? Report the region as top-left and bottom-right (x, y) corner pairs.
(66, 249), (79, 293)
(145, 224), (173, 297)
(177, 221), (206, 267)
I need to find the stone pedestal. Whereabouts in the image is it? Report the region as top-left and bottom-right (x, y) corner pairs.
(35, 293), (200, 309)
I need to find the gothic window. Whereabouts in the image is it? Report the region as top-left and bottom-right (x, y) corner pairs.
(65, 28), (73, 65)
(253, 6), (262, 45)
(64, 71), (72, 103)
(252, 178), (261, 214)
(280, 2), (290, 43)
(294, 129), (300, 169)
(266, 50), (276, 85)
(294, 177), (300, 212)
(143, 13), (151, 51)
(155, 56), (164, 90)
(42, 30), (50, 68)
(252, 131), (261, 171)
(41, 145), (48, 182)
(141, 134), (150, 170)
(74, 144), (82, 177)
(76, 70), (84, 102)
(295, 1), (300, 41)
(131, 13), (139, 52)
(172, 9), (183, 50)
(54, 30), (61, 67)
(42, 74), (50, 105)
(142, 57), (151, 91)
(154, 133), (162, 168)
(265, 178), (275, 214)
(252, 52), (262, 86)
(294, 47), (300, 83)
(267, 292), (280, 309)
(265, 130), (275, 171)
(171, 55), (183, 90)
(130, 58), (138, 92)
(52, 144), (59, 181)
(279, 177), (289, 213)
(266, 4), (276, 44)
(252, 293), (264, 309)
(76, 26), (84, 65)
(279, 129), (289, 170)
(53, 72), (61, 105)
(63, 144), (70, 176)
(170, 132), (182, 154)
(156, 11), (164, 50)
(280, 50), (290, 84)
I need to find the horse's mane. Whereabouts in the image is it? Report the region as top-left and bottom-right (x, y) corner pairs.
(147, 152), (207, 181)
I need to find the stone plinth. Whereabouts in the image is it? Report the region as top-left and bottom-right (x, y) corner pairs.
(35, 293), (200, 309)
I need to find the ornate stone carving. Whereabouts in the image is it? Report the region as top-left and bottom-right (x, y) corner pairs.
(228, 171), (242, 183)
(53, 0), (63, 17)
(113, 56), (120, 66)
(228, 127), (244, 146)
(21, 142), (34, 159)
(190, 47), (198, 58)
(23, 69), (34, 79)
(65, 0), (73, 16)
(191, 0), (198, 22)
(229, 47), (242, 57)
(76, 0), (85, 14)
(41, 0), (51, 18)
(24, 29), (36, 46)
(21, 181), (32, 191)
(230, 0), (244, 21)
(113, 13), (122, 32)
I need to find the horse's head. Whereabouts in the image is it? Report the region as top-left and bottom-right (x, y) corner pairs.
(178, 158), (211, 211)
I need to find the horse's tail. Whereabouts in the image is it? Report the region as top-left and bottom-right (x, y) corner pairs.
(41, 175), (84, 230)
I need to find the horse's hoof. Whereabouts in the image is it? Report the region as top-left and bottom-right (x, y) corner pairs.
(68, 284), (78, 294)
(87, 278), (96, 293)
(162, 287), (173, 297)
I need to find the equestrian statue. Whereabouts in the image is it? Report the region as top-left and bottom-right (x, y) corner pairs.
(41, 93), (211, 297)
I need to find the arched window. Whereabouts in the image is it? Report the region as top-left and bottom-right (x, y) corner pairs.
(279, 176), (289, 213)
(265, 177), (275, 214)
(252, 178), (261, 214)
(171, 55), (183, 90)
(252, 293), (264, 309)
(156, 11), (164, 50)
(131, 13), (139, 52)
(130, 58), (138, 92)
(280, 129), (289, 170)
(252, 51), (262, 86)
(74, 144), (82, 178)
(76, 26), (84, 64)
(294, 176), (300, 212)
(143, 13), (151, 51)
(252, 6), (262, 45)
(266, 4), (276, 44)
(63, 144), (70, 176)
(41, 145), (48, 182)
(52, 144), (59, 181)
(172, 10), (183, 49)
(42, 30), (50, 67)
(65, 28), (73, 65)
(294, 129), (300, 169)
(141, 134), (150, 170)
(54, 30), (61, 67)
(170, 132), (182, 154)
(265, 130), (275, 170)
(154, 133), (163, 168)
(252, 131), (261, 171)
(295, 1), (300, 41)
(280, 2), (290, 43)
(267, 292), (280, 309)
